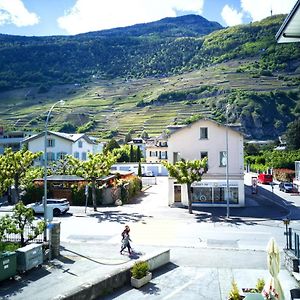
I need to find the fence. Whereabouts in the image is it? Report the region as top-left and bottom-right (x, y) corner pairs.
(286, 227), (300, 258)
(2, 226), (44, 244)
(142, 176), (157, 186)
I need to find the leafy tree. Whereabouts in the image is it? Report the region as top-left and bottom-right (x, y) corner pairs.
(162, 158), (207, 214)
(75, 152), (117, 211)
(286, 119), (300, 150)
(124, 132), (132, 143)
(50, 155), (80, 175)
(2, 202), (46, 246)
(0, 148), (42, 201)
(103, 138), (120, 153)
(141, 130), (149, 140)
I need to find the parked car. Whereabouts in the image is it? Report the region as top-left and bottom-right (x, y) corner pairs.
(279, 182), (296, 193)
(257, 173), (273, 184)
(27, 198), (70, 216)
(143, 171), (154, 177)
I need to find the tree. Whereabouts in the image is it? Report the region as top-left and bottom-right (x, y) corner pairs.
(138, 161), (142, 177)
(286, 119), (300, 150)
(75, 152), (117, 211)
(0, 202), (46, 246)
(162, 158), (207, 214)
(103, 138), (120, 154)
(136, 146), (142, 162)
(141, 130), (149, 140)
(0, 148), (42, 201)
(129, 145), (135, 162)
(124, 132), (132, 143)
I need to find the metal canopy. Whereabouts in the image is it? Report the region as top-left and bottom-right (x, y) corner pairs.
(276, 0), (300, 43)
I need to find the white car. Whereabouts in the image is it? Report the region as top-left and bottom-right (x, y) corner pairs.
(27, 198), (70, 216)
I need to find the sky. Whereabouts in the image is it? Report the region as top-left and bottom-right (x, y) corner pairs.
(0, 0), (297, 36)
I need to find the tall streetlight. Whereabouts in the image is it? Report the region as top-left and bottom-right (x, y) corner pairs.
(44, 100), (65, 239)
(225, 103), (230, 218)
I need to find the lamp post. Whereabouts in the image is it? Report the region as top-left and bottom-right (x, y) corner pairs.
(44, 100), (64, 240)
(283, 218), (290, 249)
(225, 103), (230, 218)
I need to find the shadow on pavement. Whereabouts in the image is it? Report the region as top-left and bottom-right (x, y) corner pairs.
(89, 210), (154, 224)
(0, 267), (51, 298)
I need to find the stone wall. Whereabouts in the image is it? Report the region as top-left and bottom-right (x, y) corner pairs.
(283, 249), (299, 273)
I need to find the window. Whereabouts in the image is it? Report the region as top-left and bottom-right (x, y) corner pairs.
(200, 151), (208, 159)
(81, 152), (87, 160)
(200, 127), (208, 139)
(46, 152), (55, 161)
(57, 152), (66, 160)
(47, 139), (55, 147)
(219, 151), (227, 167)
(74, 152), (79, 159)
(78, 140), (83, 148)
(173, 152), (180, 163)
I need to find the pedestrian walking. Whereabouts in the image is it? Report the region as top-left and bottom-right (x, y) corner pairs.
(120, 225), (132, 255)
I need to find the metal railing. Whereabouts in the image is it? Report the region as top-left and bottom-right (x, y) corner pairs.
(2, 226), (44, 244)
(285, 227), (300, 258)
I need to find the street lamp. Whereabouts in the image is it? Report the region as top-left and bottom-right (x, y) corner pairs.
(225, 103), (230, 218)
(44, 100), (65, 240)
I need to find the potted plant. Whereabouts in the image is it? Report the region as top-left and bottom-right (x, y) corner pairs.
(228, 279), (244, 300)
(130, 261), (152, 288)
(242, 278), (265, 297)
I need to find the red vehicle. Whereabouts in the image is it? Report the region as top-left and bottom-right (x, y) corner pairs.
(258, 173), (273, 184)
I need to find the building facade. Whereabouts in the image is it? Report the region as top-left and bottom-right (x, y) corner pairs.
(145, 136), (168, 163)
(23, 131), (98, 166)
(166, 119), (245, 207)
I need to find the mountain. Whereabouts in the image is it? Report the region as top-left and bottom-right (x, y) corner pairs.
(0, 14), (299, 141)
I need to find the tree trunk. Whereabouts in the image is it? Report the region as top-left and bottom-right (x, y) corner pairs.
(187, 183), (193, 214)
(14, 174), (20, 202)
(91, 180), (97, 211)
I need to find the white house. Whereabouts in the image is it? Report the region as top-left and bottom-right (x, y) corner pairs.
(128, 138), (146, 158)
(166, 118), (245, 207)
(145, 134), (168, 163)
(23, 131), (98, 165)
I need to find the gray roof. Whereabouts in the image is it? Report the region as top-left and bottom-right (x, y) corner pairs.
(23, 131), (96, 144)
(276, 0), (300, 43)
(34, 175), (84, 181)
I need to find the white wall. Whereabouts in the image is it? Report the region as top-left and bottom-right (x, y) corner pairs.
(167, 120), (244, 177)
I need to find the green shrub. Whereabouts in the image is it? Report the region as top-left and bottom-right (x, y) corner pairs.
(256, 278), (265, 293)
(21, 186), (44, 204)
(131, 261), (149, 279)
(228, 280), (241, 300)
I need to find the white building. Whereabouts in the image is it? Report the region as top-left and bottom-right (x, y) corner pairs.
(128, 138), (146, 158)
(145, 134), (168, 163)
(166, 118), (245, 207)
(23, 131), (99, 166)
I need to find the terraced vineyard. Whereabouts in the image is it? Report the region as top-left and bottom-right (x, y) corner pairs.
(0, 60), (299, 141)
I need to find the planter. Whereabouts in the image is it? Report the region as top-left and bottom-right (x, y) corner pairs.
(131, 272), (152, 288)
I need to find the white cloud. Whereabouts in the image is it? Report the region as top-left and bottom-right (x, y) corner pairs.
(241, 0), (297, 22)
(58, 0), (204, 35)
(0, 0), (39, 27)
(221, 5), (243, 26)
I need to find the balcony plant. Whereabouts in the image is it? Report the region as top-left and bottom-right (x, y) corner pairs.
(130, 261), (152, 288)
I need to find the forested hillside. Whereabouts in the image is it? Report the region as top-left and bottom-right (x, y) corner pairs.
(0, 14), (299, 141)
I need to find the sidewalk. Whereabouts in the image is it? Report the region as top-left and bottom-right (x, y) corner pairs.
(0, 242), (298, 300)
